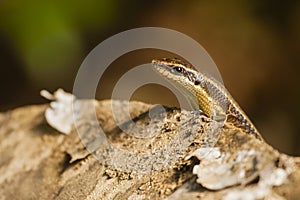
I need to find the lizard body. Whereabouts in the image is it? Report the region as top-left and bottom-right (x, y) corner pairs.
(152, 58), (263, 140)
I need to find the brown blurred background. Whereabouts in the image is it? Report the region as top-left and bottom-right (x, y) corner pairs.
(0, 0), (299, 155)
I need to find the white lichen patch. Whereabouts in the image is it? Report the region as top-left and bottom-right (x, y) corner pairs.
(190, 145), (295, 199)
(41, 89), (75, 134)
(189, 147), (254, 190)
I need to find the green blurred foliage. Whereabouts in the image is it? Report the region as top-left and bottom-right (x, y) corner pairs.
(0, 0), (116, 85)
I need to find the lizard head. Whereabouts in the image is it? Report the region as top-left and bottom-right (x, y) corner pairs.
(151, 58), (206, 111)
(152, 58), (200, 86)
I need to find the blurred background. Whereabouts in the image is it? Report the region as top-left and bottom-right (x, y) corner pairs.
(0, 0), (299, 155)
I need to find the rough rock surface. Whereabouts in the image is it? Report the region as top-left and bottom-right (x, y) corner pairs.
(0, 100), (299, 200)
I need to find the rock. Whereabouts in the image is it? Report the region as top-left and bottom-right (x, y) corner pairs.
(0, 100), (299, 200)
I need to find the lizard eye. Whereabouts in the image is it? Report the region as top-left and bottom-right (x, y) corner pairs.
(174, 67), (183, 73)
(194, 81), (200, 85)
